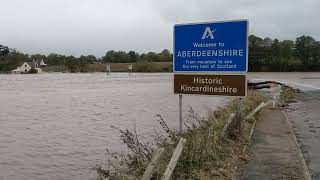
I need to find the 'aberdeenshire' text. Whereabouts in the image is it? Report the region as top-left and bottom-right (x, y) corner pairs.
(176, 49), (244, 58)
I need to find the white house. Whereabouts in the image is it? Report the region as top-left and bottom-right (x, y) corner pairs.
(19, 62), (33, 73)
(11, 67), (21, 74)
(40, 59), (47, 66)
(14, 60), (44, 74)
(11, 59), (47, 74)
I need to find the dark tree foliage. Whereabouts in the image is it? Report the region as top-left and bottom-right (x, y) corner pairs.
(1, 35), (319, 72)
(294, 36), (319, 70)
(0, 44), (10, 56)
(0, 48), (31, 72)
(249, 35), (320, 71)
(28, 68), (38, 74)
(65, 56), (78, 73)
(101, 50), (173, 63)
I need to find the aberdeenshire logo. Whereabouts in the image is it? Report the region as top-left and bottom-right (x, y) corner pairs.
(201, 27), (216, 40)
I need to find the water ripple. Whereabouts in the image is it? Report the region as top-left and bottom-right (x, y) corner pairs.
(0, 73), (229, 180)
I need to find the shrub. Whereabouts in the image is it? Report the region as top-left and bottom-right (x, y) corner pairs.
(28, 68), (38, 74)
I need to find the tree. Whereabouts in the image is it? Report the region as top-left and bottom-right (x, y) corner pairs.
(311, 41), (320, 66)
(65, 56), (78, 72)
(115, 51), (129, 63)
(142, 52), (158, 62)
(271, 39), (281, 57)
(261, 38), (273, 64)
(0, 49), (30, 71)
(102, 50), (116, 63)
(79, 55), (89, 72)
(280, 40), (295, 59)
(47, 53), (66, 66)
(128, 51), (139, 62)
(262, 37), (273, 48)
(85, 55), (97, 63)
(248, 35), (264, 71)
(30, 54), (46, 61)
(295, 35), (316, 70)
(0, 44), (10, 57)
(158, 49), (172, 62)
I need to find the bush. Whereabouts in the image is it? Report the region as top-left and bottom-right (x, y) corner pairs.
(279, 86), (300, 106)
(161, 67), (173, 72)
(28, 68), (38, 74)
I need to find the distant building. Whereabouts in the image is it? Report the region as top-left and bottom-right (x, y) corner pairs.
(11, 59), (47, 74)
(11, 67), (21, 74)
(20, 62), (32, 73)
(32, 59), (47, 67)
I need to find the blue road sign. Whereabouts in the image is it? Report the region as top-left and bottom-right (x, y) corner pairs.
(174, 20), (248, 72)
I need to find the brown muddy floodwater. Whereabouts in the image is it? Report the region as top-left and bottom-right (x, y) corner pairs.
(0, 72), (319, 180)
(0, 73), (230, 180)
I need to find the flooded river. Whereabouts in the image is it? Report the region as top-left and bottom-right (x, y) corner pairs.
(0, 73), (229, 180)
(0, 72), (319, 180)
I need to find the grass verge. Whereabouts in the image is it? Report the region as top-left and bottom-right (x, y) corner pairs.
(95, 90), (266, 180)
(279, 85), (300, 106)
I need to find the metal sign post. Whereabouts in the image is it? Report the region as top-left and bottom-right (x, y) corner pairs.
(106, 64), (111, 75)
(179, 95), (182, 132)
(128, 64), (133, 75)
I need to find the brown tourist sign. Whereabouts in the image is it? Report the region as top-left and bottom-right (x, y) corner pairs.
(174, 74), (246, 97)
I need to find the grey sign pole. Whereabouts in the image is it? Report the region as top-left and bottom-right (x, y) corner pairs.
(128, 64), (133, 75)
(238, 97), (244, 134)
(106, 64), (111, 75)
(179, 95), (182, 132)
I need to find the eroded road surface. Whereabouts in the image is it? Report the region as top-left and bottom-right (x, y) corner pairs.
(287, 90), (320, 179)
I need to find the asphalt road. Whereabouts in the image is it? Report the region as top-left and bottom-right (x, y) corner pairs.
(241, 110), (304, 180)
(287, 90), (320, 179)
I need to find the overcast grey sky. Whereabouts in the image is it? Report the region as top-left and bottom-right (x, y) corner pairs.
(0, 0), (319, 57)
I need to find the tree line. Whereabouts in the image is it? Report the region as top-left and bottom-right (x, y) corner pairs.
(0, 48), (173, 72)
(249, 35), (320, 71)
(1, 34), (320, 72)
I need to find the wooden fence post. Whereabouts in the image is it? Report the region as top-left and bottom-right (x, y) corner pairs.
(245, 101), (272, 120)
(220, 113), (235, 138)
(162, 138), (186, 180)
(141, 148), (165, 180)
(272, 96), (276, 109)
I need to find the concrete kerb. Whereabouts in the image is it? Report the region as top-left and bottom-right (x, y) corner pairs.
(282, 110), (312, 180)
